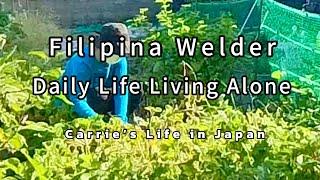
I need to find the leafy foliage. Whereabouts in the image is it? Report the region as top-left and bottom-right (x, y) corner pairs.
(129, 1), (237, 107)
(150, 1), (236, 81)
(0, 1), (319, 179)
(0, 45), (319, 179)
(1, 74), (320, 179)
(0, 11), (25, 48)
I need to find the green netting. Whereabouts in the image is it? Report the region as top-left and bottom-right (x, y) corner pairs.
(262, 0), (320, 97)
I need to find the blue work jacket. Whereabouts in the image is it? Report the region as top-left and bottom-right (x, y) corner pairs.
(61, 46), (128, 123)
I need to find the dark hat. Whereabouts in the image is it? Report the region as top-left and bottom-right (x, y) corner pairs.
(94, 23), (131, 55)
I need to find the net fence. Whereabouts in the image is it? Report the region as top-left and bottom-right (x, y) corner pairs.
(262, 0), (320, 97)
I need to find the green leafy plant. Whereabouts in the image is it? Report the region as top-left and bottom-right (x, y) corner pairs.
(0, 10), (25, 48)
(1, 88), (320, 179)
(0, 1), (319, 179)
(129, 0), (237, 107)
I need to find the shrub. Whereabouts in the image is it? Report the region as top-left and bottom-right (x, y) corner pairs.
(1, 89), (320, 179)
(0, 50), (318, 179)
(129, 0), (237, 107)
(0, 10), (25, 48)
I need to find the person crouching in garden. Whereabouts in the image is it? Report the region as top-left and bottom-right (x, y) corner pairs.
(59, 23), (140, 124)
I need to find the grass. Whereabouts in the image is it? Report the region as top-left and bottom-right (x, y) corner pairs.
(15, 10), (66, 51)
